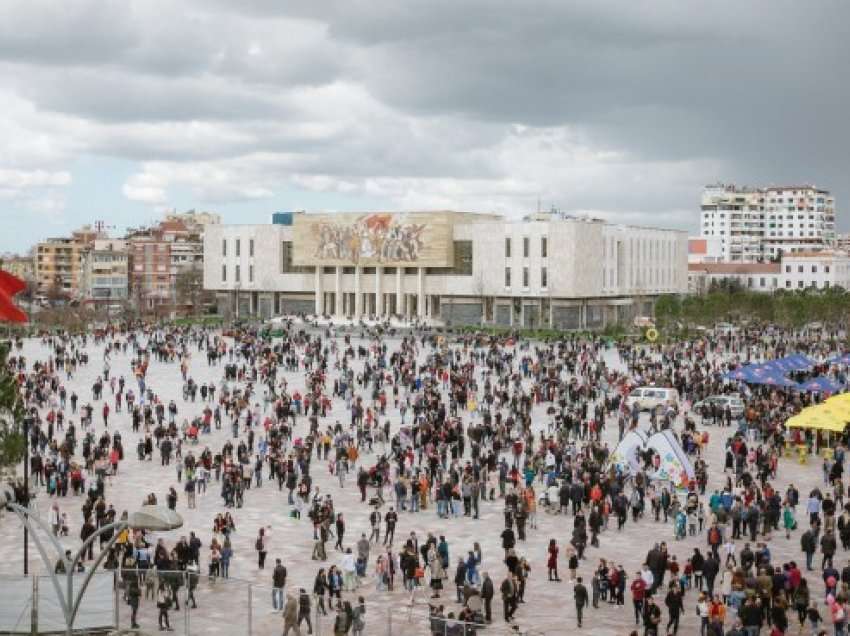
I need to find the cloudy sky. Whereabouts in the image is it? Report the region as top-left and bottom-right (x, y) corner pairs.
(1, 0), (847, 252)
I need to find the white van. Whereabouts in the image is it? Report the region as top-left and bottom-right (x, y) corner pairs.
(625, 387), (680, 412)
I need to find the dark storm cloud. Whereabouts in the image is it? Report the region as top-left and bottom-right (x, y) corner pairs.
(0, 0), (847, 227)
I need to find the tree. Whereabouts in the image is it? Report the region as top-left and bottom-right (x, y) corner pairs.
(0, 343), (25, 471)
(175, 265), (204, 316)
(653, 294), (681, 329)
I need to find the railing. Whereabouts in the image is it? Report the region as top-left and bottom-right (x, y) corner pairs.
(0, 573), (115, 634)
(2, 569), (550, 635)
(110, 569), (545, 635)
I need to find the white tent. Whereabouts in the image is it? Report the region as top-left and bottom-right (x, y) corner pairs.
(608, 429), (695, 488)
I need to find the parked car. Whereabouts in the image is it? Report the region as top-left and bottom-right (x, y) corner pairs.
(693, 394), (745, 419)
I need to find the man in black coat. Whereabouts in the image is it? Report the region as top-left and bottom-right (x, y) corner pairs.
(500, 527), (515, 558)
(570, 482), (584, 515)
(702, 553), (720, 597)
(500, 574), (515, 622)
(481, 572), (494, 623)
(573, 576), (589, 627)
(822, 528), (838, 570)
(800, 527), (817, 571)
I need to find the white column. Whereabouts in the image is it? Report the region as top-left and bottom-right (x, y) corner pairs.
(354, 266), (362, 317)
(375, 266), (384, 316)
(334, 266), (343, 317)
(417, 267), (425, 318)
(396, 268), (403, 318)
(314, 267), (324, 316)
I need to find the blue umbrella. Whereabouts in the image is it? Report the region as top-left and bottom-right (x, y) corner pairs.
(796, 376), (842, 393)
(752, 374), (796, 387)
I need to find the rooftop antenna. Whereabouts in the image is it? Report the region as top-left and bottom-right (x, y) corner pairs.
(93, 220), (115, 234)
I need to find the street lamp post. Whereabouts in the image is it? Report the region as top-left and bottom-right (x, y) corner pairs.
(22, 414), (31, 575)
(2, 489), (182, 635)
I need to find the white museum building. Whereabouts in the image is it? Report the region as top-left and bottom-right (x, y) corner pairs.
(202, 210), (688, 329)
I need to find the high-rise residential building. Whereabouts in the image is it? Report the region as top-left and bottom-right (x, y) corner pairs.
(700, 184), (765, 262)
(34, 226), (104, 297)
(762, 185), (835, 260)
(699, 183), (836, 262)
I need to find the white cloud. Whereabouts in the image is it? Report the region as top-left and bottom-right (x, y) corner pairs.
(0, 169), (70, 189)
(122, 173), (167, 205)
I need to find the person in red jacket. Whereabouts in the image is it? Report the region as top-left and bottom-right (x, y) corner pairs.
(630, 572), (647, 625)
(547, 539), (560, 581)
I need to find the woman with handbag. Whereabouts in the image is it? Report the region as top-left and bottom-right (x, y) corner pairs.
(156, 581), (173, 631)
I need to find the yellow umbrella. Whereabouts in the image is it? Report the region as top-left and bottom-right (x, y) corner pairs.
(819, 402), (850, 420)
(785, 409), (847, 433)
(817, 407), (850, 422)
(826, 393), (850, 406)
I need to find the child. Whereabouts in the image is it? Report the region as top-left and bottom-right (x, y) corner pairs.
(668, 556), (680, 585)
(675, 510), (687, 541)
(683, 559), (693, 590)
(806, 601), (822, 633)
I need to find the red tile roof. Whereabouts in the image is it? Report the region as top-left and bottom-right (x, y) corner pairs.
(688, 262), (780, 274)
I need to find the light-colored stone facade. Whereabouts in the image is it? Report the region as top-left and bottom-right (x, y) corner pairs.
(203, 211), (688, 328)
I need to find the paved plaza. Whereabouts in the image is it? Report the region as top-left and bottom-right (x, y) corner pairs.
(0, 329), (834, 635)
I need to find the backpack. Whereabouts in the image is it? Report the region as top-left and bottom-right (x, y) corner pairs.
(709, 527), (720, 544)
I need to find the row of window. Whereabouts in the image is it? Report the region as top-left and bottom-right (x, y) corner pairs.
(222, 264), (254, 284)
(704, 213), (826, 220)
(504, 266), (547, 289)
(787, 280), (831, 289)
(785, 264), (831, 274)
(505, 237), (547, 258)
(222, 238), (255, 258)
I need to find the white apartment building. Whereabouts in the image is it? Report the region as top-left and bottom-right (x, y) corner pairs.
(688, 250), (850, 294)
(699, 183), (836, 262)
(762, 186), (836, 260)
(779, 251), (850, 292)
(203, 211), (688, 329)
(700, 184), (765, 262)
(687, 263), (781, 295)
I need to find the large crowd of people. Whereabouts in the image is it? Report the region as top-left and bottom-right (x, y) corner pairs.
(7, 318), (850, 635)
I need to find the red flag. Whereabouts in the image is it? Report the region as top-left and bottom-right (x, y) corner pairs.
(0, 271), (26, 296)
(0, 271), (27, 323)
